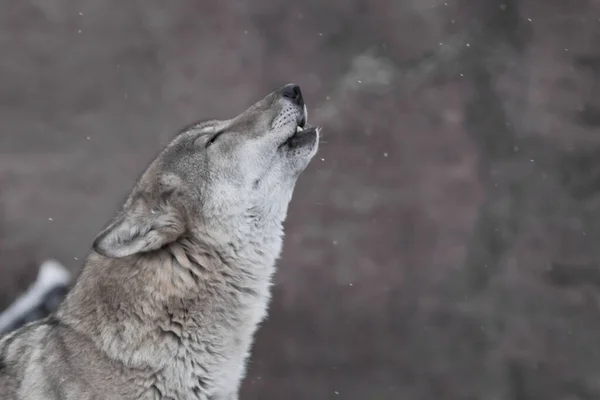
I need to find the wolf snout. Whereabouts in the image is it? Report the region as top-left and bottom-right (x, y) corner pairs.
(280, 83), (304, 108)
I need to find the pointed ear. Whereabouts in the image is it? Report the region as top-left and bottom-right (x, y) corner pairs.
(92, 200), (185, 258)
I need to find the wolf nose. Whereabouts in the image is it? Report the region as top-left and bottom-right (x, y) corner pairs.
(280, 84), (304, 107)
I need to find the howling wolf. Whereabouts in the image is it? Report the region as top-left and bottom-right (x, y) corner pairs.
(0, 84), (320, 399)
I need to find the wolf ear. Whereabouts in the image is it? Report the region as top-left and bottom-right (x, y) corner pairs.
(92, 199), (185, 258)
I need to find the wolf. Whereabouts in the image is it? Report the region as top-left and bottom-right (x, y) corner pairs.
(0, 260), (71, 336)
(0, 83), (319, 399)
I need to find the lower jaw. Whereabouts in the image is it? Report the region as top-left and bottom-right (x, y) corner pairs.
(279, 126), (318, 149)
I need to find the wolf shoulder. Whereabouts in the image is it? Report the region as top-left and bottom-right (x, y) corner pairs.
(0, 317), (129, 400)
(0, 317), (60, 399)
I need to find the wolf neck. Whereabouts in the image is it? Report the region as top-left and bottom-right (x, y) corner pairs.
(57, 216), (284, 370)
(200, 214), (286, 268)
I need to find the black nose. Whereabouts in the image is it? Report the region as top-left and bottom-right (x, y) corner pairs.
(280, 83), (304, 106)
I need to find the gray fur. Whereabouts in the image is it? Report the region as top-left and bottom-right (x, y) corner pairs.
(0, 84), (319, 399)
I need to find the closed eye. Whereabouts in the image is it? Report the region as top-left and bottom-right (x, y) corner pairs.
(205, 131), (224, 148)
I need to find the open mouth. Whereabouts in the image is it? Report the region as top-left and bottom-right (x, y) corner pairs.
(279, 106), (318, 149)
(280, 124), (318, 150)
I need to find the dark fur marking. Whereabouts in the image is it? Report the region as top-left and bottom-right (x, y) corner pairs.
(197, 375), (209, 390)
(193, 386), (202, 397)
(0, 330), (22, 371)
(45, 315), (61, 327)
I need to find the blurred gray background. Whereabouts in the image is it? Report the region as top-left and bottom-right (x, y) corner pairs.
(2, 0), (600, 398)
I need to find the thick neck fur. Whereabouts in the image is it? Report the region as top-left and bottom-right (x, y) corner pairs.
(56, 216), (284, 372)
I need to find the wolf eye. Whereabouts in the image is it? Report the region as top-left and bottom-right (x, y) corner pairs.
(205, 131), (224, 148)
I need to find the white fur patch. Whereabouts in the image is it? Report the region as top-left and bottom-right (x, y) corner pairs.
(0, 260), (71, 332)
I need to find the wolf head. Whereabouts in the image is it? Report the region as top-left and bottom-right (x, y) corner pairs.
(93, 84), (319, 259)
